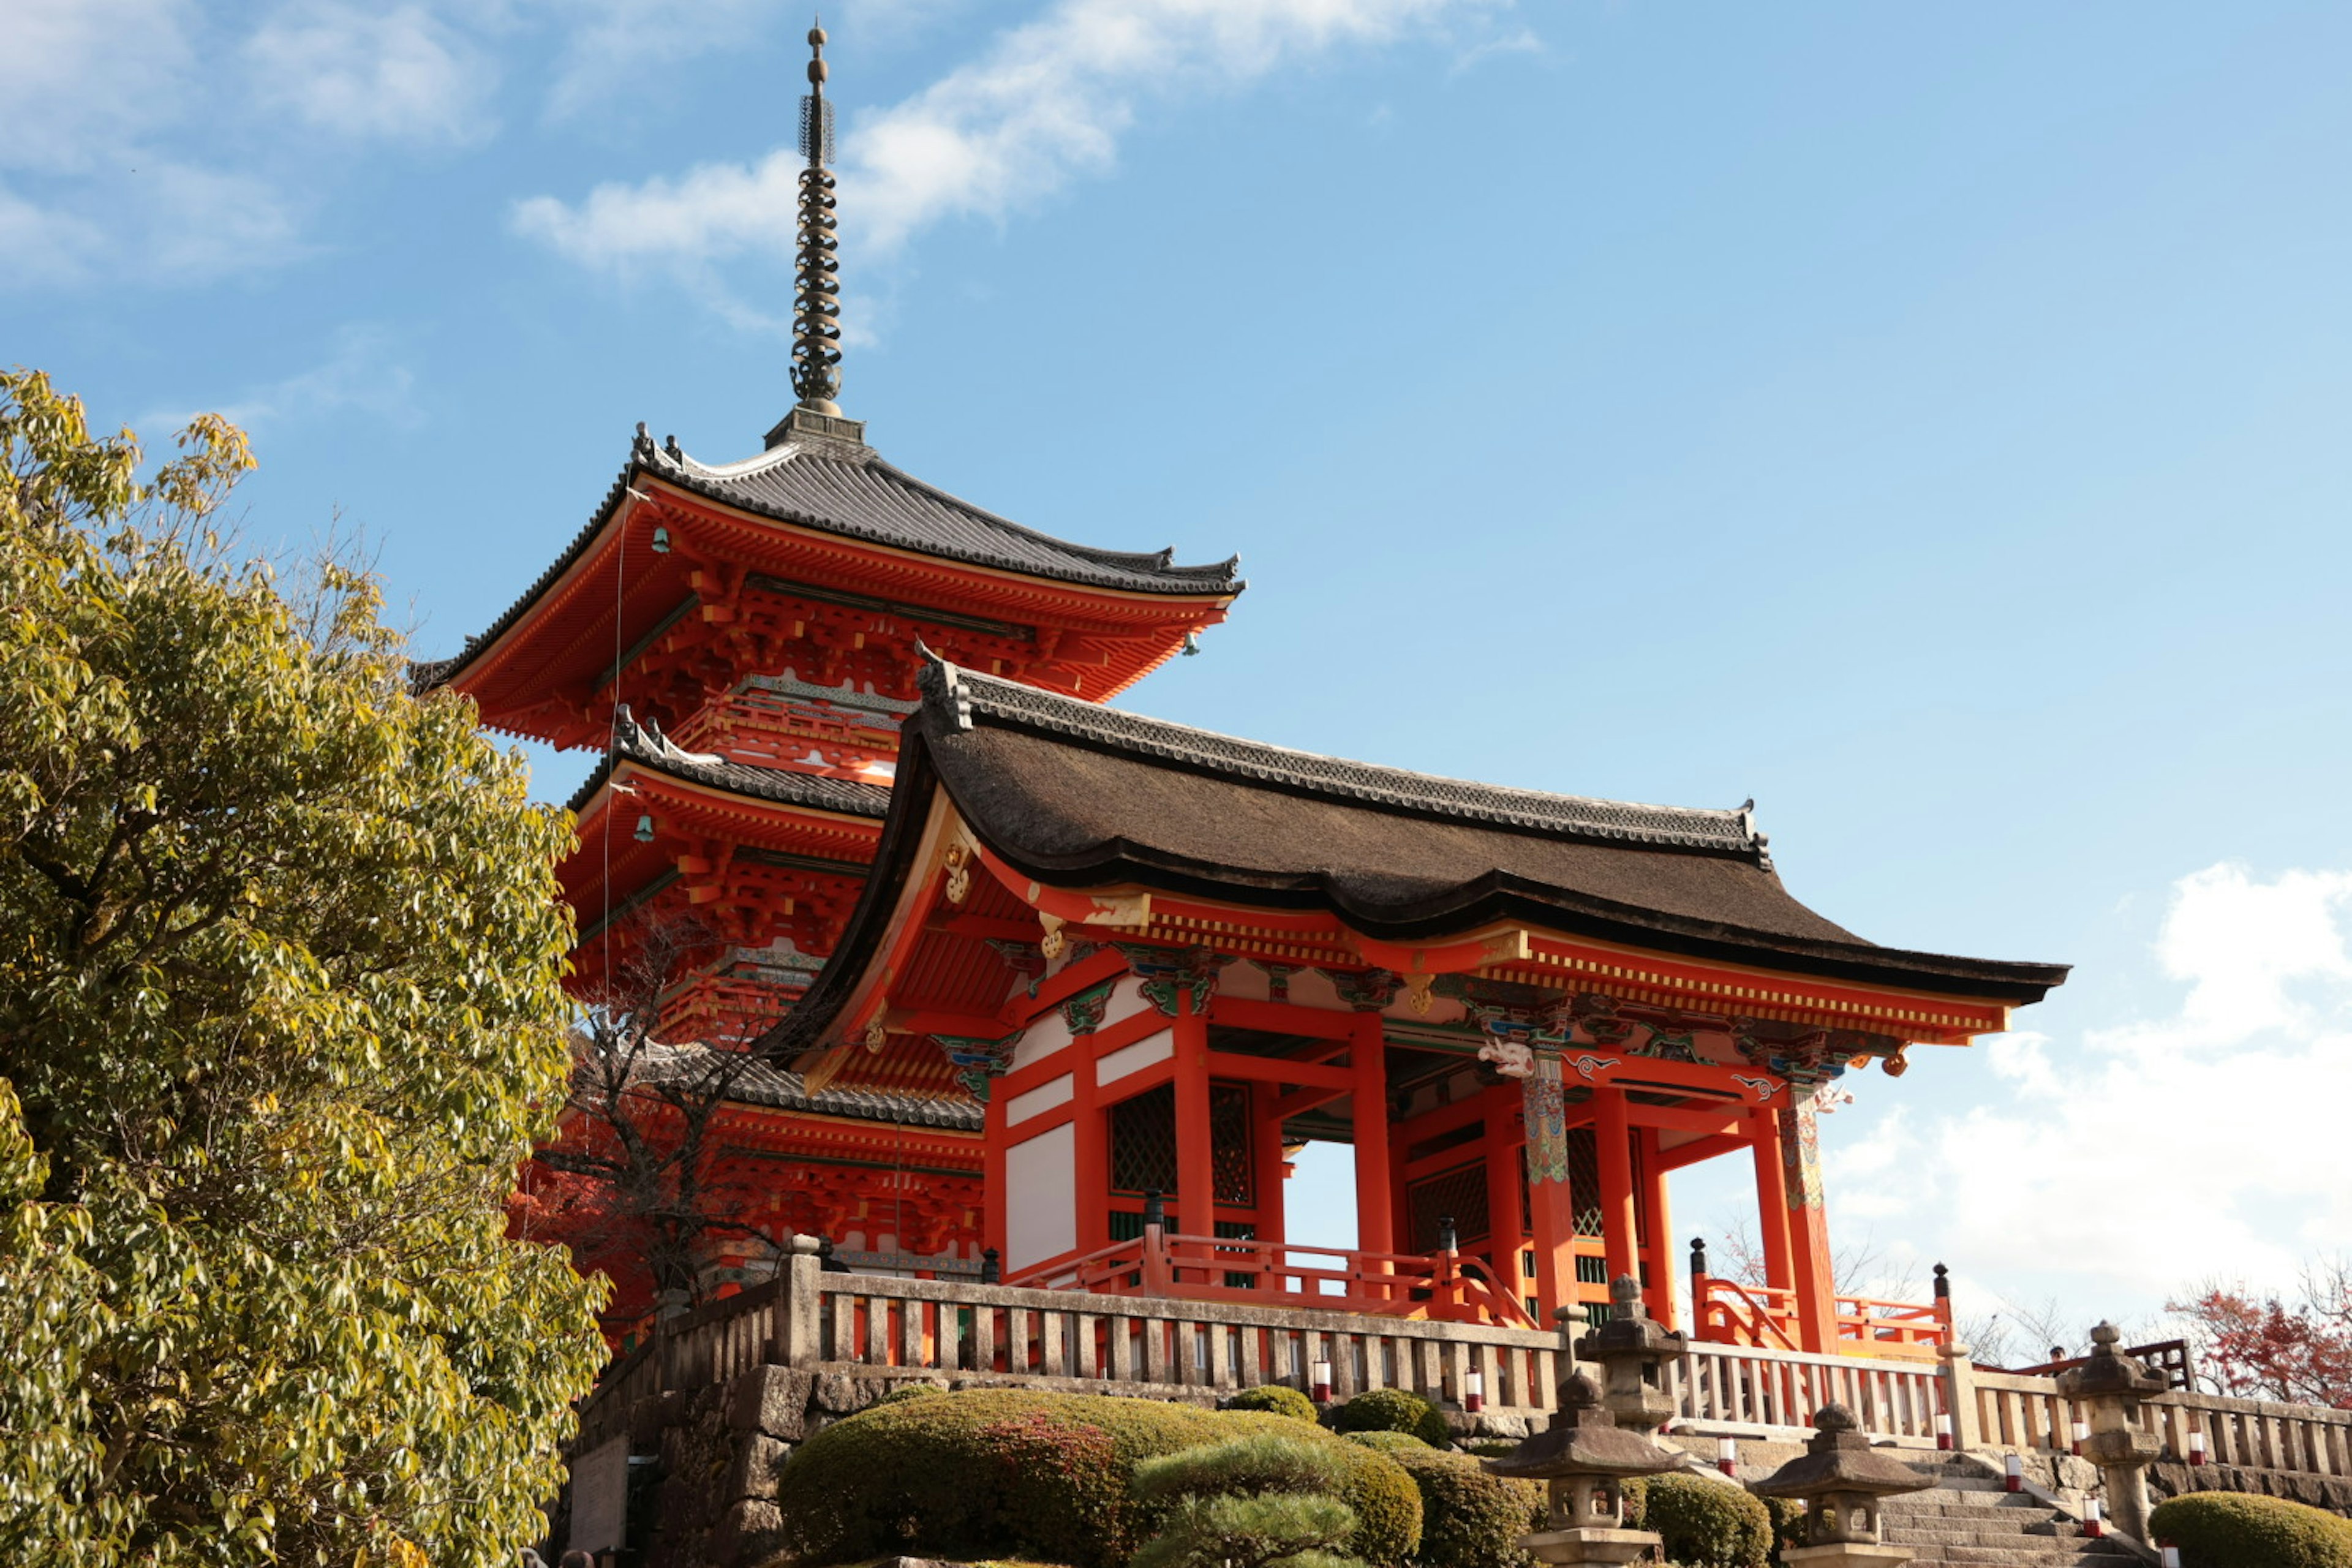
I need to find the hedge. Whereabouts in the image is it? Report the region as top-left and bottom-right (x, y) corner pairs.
(1624, 1472), (1771, 1568)
(1346, 1430), (1434, 1453)
(1227, 1384), (1321, 1425)
(773, 1390), (1421, 1568)
(1333, 1389), (1453, 1449)
(1387, 1447), (1545, 1568)
(2150, 1492), (2352, 1568)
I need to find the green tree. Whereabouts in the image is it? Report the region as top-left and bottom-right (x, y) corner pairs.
(1131, 1431), (1368, 1568)
(0, 369), (608, 1566)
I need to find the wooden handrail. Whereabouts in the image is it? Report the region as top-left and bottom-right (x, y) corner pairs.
(1008, 1229), (1537, 1329)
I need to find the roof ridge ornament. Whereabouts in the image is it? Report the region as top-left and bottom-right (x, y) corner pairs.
(766, 18), (870, 454)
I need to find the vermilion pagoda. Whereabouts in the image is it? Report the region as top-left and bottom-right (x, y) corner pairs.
(433, 27), (2064, 1354)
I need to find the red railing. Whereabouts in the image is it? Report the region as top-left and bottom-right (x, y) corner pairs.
(1006, 1229), (1539, 1330)
(1693, 1272), (1950, 1361)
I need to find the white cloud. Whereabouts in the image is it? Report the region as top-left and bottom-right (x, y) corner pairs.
(0, 0), (195, 173)
(1826, 862), (2352, 1315)
(0, 184), (113, 288)
(140, 325), (420, 433)
(516, 0), (1499, 273)
(0, 162), (304, 290)
(0, 0), (318, 286)
(246, 1), (498, 145)
(1447, 23), (1542, 77)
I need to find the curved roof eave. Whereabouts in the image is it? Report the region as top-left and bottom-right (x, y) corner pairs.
(417, 428), (1245, 694)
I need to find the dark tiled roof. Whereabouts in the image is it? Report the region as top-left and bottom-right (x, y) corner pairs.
(417, 427), (1241, 693)
(632, 1043), (982, 1129)
(564, 711), (893, 820)
(658, 438), (1240, 594)
(761, 662), (2068, 1062)
(925, 663), (1768, 858)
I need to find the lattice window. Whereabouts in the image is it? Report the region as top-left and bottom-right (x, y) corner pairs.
(1567, 1128), (1605, 1237)
(1408, 1162), (1490, 1252)
(1111, 1085), (1178, 1196)
(1109, 1082), (1253, 1205)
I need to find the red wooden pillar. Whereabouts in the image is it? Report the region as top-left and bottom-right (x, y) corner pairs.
(1594, 1084), (1639, 1287)
(1778, 1101), (1838, 1355)
(1749, 1107), (1795, 1294)
(1636, 1126), (1675, 1329)
(1074, 1038), (1107, 1256)
(1350, 1012), (1394, 1257)
(1485, 1098), (1527, 1299)
(1174, 1001), (1215, 1258)
(1523, 1055), (1575, 1321)
(1251, 1084), (1287, 1251)
(984, 1085), (1009, 1262)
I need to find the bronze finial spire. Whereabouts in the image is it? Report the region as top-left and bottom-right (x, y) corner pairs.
(791, 18), (843, 415)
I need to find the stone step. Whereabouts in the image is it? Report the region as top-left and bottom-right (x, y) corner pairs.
(1875, 1465), (2141, 1568)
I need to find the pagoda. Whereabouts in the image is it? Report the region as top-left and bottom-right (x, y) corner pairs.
(423, 25), (1239, 1327)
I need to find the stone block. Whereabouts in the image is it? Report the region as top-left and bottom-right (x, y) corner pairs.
(812, 1372), (862, 1413)
(711, 1498), (784, 1566)
(726, 1366), (813, 1440)
(629, 1389), (687, 1451)
(1472, 1412), (1531, 1441)
(724, 1433), (793, 1501)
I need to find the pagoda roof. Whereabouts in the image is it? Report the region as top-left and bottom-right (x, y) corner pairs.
(766, 658), (2067, 1057)
(632, 1041), (983, 1130)
(418, 425), (1242, 696)
(565, 709), (893, 821)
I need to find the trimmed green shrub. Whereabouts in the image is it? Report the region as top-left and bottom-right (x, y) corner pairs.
(1333, 1389), (1452, 1449)
(1344, 1431), (1433, 1452)
(1386, 1447), (1545, 1568)
(1630, 1472), (1771, 1568)
(870, 1381), (944, 1406)
(1133, 1432), (1365, 1568)
(1220, 1412), (1422, 1567)
(2149, 1492), (2352, 1568)
(1463, 1439), (1520, 1458)
(1229, 1384), (1322, 1425)
(774, 1390), (1420, 1568)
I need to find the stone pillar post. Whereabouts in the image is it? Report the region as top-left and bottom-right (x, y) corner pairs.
(770, 1233), (823, 1370)
(2057, 1322), (2166, 1544)
(1938, 1339), (1981, 1453)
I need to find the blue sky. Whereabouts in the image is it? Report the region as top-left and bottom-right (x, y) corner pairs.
(10, 0), (2351, 1349)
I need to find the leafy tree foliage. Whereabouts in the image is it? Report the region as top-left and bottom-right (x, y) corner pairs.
(1131, 1431), (1366, 1568)
(0, 370), (607, 1565)
(2172, 1259), (2352, 1408)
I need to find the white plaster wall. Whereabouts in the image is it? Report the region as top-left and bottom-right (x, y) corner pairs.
(1006, 1072), (1074, 1126)
(1096, 1028), (1172, 1085)
(1100, 975), (1152, 1030)
(1005, 1122), (1077, 1270)
(1011, 1011), (1071, 1071)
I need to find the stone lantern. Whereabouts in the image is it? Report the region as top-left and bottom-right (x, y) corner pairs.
(1482, 1370), (1684, 1566)
(2055, 1322), (2168, 1543)
(1749, 1403), (1933, 1566)
(1574, 1274), (1687, 1430)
